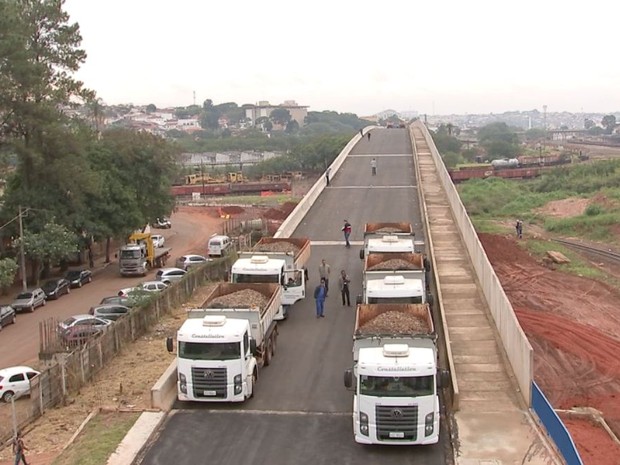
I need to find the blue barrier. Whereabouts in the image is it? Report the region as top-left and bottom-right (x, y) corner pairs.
(532, 382), (584, 465)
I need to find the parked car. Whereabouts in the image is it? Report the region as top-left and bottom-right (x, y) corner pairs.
(155, 267), (187, 284)
(65, 269), (93, 288)
(140, 281), (169, 292)
(11, 288), (46, 313)
(152, 217), (171, 229)
(0, 366), (40, 402)
(41, 278), (71, 300)
(175, 254), (209, 271)
(58, 315), (112, 346)
(99, 295), (139, 308)
(89, 304), (130, 322)
(0, 305), (17, 330)
(152, 234), (165, 248)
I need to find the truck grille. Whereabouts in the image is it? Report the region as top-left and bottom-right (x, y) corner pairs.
(191, 367), (228, 399)
(375, 405), (418, 441)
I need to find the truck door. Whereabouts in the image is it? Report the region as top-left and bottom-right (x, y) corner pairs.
(282, 270), (305, 305)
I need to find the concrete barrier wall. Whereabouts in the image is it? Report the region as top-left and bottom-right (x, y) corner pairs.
(413, 120), (533, 405)
(274, 128), (373, 238)
(150, 360), (177, 411)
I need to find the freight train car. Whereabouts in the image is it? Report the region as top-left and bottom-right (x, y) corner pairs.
(171, 181), (291, 197)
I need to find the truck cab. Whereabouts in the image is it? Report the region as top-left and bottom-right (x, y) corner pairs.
(174, 315), (256, 402)
(361, 235), (421, 260)
(349, 343), (440, 445)
(361, 275), (430, 305)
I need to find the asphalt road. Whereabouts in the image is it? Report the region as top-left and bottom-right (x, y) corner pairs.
(0, 212), (207, 369)
(139, 128), (451, 465)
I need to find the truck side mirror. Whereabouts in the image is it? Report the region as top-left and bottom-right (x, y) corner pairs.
(344, 369), (353, 388)
(250, 339), (257, 353)
(359, 249), (364, 260)
(166, 336), (174, 353)
(423, 258), (431, 272)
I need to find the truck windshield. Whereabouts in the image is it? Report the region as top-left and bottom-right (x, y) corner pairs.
(178, 341), (241, 360)
(232, 273), (279, 284)
(360, 375), (434, 397)
(368, 297), (423, 304)
(120, 250), (142, 259)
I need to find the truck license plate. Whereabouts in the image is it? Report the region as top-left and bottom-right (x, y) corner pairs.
(203, 390), (216, 396)
(389, 432), (405, 439)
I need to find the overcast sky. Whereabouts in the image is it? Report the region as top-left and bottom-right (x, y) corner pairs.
(63, 0), (620, 116)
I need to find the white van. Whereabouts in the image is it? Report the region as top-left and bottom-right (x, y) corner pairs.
(207, 235), (232, 258)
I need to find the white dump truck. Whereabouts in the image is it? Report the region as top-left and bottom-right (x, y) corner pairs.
(358, 252), (433, 306)
(359, 222), (422, 260)
(233, 237), (311, 318)
(344, 303), (446, 445)
(167, 283), (281, 403)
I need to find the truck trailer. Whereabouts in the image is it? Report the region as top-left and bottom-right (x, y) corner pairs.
(233, 237), (311, 318)
(344, 304), (445, 445)
(167, 283), (282, 403)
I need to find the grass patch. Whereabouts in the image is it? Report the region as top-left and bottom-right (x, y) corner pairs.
(470, 218), (509, 234)
(52, 411), (140, 465)
(523, 239), (614, 281)
(205, 193), (299, 206)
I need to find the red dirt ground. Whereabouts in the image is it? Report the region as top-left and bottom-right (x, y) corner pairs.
(480, 233), (620, 465)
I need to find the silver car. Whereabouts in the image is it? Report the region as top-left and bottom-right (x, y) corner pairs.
(155, 267), (187, 284)
(0, 305), (17, 330)
(12, 288), (46, 313)
(175, 254), (209, 271)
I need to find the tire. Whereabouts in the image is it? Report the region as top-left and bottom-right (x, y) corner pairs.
(29, 305), (35, 313)
(271, 332), (277, 357)
(0, 323), (2, 331)
(66, 287), (71, 295)
(88, 276), (92, 283)
(78, 281), (83, 288)
(2, 391), (14, 402)
(11, 314), (16, 325)
(264, 341), (272, 366)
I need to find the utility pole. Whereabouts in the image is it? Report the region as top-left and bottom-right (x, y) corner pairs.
(18, 206), (27, 291)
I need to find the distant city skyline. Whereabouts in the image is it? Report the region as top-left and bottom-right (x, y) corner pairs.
(64, 0), (620, 116)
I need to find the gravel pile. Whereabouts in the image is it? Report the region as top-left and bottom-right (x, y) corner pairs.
(255, 241), (300, 253)
(358, 310), (429, 334)
(367, 258), (420, 271)
(207, 289), (269, 309)
(374, 227), (405, 234)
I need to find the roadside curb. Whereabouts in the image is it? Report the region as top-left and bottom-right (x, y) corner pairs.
(107, 411), (167, 465)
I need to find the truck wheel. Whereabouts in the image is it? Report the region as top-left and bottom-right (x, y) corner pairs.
(264, 341), (272, 366)
(359, 250), (364, 260)
(249, 370), (257, 399)
(271, 332), (277, 357)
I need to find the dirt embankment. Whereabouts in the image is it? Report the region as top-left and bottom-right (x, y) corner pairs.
(480, 233), (620, 464)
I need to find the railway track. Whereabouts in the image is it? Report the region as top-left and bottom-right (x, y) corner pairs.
(552, 238), (620, 265)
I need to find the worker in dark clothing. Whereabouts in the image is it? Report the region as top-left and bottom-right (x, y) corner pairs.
(339, 269), (351, 306)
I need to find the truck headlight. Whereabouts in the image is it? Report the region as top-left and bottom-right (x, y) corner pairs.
(179, 373), (187, 394)
(424, 412), (434, 436)
(234, 374), (242, 395)
(359, 412), (369, 436)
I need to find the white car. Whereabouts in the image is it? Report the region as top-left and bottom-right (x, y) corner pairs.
(139, 281), (169, 293)
(175, 254), (209, 271)
(155, 267), (187, 284)
(152, 235), (165, 248)
(0, 366), (40, 402)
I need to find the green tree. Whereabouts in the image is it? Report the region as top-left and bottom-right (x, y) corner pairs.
(270, 108), (292, 126)
(477, 123), (520, 159)
(601, 115), (617, 134)
(146, 103), (157, 113)
(0, 258), (19, 295)
(19, 222), (78, 283)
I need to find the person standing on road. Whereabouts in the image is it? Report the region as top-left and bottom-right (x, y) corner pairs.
(318, 259), (331, 296)
(359, 128), (363, 137)
(13, 431), (29, 465)
(370, 158), (377, 176)
(339, 269), (351, 307)
(342, 220), (352, 248)
(367, 132), (371, 141)
(325, 167), (331, 186)
(314, 279), (327, 318)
